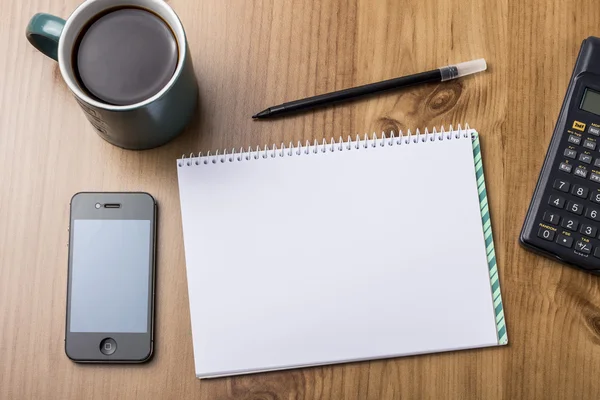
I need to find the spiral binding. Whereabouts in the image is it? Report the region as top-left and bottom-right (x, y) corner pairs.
(178, 123), (472, 167)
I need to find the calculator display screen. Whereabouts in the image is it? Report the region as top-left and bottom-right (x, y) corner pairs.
(580, 88), (600, 116)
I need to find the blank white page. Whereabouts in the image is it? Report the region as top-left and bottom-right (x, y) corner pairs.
(177, 129), (500, 378)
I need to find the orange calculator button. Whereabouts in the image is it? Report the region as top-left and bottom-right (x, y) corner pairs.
(573, 121), (586, 131)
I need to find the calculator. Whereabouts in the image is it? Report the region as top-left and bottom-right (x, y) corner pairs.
(521, 37), (600, 272)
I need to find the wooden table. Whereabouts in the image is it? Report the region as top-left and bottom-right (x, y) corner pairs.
(3, 0), (600, 398)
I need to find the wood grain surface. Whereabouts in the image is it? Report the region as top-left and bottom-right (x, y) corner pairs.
(2, 0), (600, 398)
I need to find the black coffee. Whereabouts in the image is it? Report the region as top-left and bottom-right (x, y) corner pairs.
(74, 7), (178, 105)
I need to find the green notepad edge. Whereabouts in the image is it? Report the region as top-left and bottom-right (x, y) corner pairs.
(472, 132), (508, 345)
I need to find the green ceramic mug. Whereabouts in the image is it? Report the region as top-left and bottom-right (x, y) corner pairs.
(26, 0), (198, 150)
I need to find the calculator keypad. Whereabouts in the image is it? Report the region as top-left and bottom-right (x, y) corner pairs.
(585, 207), (600, 221)
(528, 119), (600, 268)
(538, 227), (555, 241)
(579, 153), (593, 163)
(576, 241), (592, 254)
(561, 217), (579, 231)
(581, 224), (597, 237)
(549, 195), (565, 208)
(572, 184), (589, 198)
(569, 135), (582, 145)
(543, 212), (560, 225)
(557, 234), (574, 248)
(553, 179), (570, 192)
(559, 163), (573, 173)
(566, 201), (584, 215)
(564, 148), (577, 159)
(575, 166), (588, 178)
(583, 140), (597, 151)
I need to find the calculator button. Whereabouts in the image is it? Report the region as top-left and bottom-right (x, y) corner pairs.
(591, 192), (600, 204)
(538, 227), (555, 241)
(583, 140), (597, 151)
(573, 121), (586, 131)
(579, 153), (593, 164)
(549, 195), (565, 209)
(595, 159), (600, 168)
(568, 135), (582, 145)
(575, 241), (592, 254)
(566, 201), (584, 215)
(543, 212), (560, 225)
(585, 207), (600, 221)
(553, 179), (571, 192)
(580, 224), (597, 237)
(572, 185), (589, 198)
(575, 166), (588, 178)
(559, 163), (573, 173)
(556, 234), (574, 248)
(561, 218), (579, 231)
(594, 247), (600, 258)
(564, 148), (577, 159)
(591, 172), (600, 184)
(589, 126), (600, 136)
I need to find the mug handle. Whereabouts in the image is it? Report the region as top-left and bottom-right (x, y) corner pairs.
(26, 13), (66, 61)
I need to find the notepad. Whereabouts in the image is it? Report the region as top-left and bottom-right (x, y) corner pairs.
(176, 125), (507, 379)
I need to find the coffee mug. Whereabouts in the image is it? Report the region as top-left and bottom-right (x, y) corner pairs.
(26, 0), (198, 150)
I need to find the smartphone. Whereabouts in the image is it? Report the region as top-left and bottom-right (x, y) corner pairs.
(65, 192), (157, 363)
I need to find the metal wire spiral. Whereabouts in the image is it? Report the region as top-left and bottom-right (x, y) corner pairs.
(178, 123), (472, 167)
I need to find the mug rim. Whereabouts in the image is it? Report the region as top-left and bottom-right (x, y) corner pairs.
(57, 0), (187, 111)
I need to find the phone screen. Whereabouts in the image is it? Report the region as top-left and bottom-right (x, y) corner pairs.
(69, 219), (151, 333)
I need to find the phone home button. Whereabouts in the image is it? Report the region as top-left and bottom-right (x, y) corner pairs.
(100, 338), (117, 355)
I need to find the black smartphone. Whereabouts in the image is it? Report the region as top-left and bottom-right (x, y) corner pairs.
(65, 192), (157, 363)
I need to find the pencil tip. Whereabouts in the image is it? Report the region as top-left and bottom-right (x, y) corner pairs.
(252, 109), (270, 119)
